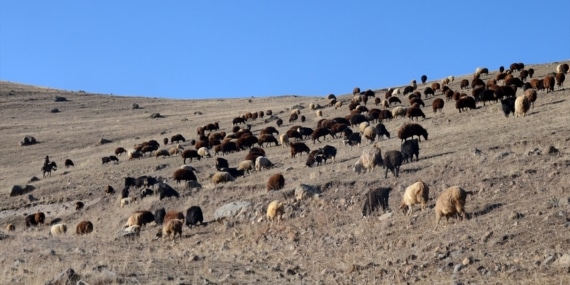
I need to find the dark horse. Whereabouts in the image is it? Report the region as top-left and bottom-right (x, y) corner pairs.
(42, 161), (57, 177)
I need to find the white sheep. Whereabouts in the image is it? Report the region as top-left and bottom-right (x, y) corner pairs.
(391, 106), (407, 118)
(393, 88), (401, 95)
(212, 171), (235, 184)
(279, 134), (289, 148)
(363, 125), (377, 143)
(316, 110), (323, 117)
(447, 75), (454, 83)
(124, 212), (143, 228)
(197, 147), (211, 158)
(514, 95), (530, 117)
(255, 156), (273, 171)
(358, 122), (370, 134)
(237, 160), (255, 174)
(50, 223), (67, 236)
(434, 186), (473, 229)
(120, 197), (136, 208)
(334, 101), (343, 110)
(290, 108), (301, 115)
(309, 102), (316, 110)
(352, 144), (382, 174)
(124, 225), (141, 234)
(381, 99), (389, 109)
(266, 200), (285, 223)
(400, 179), (429, 215)
(169, 144), (184, 156)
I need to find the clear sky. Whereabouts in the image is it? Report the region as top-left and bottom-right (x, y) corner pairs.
(1, 1), (569, 99)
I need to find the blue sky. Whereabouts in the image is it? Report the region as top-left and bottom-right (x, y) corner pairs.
(1, 1), (569, 99)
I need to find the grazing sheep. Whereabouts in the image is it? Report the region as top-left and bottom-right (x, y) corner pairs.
(155, 149), (170, 159)
(128, 151), (143, 160)
(524, 89), (537, 108)
(514, 95), (530, 117)
(172, 168), (197, 184)
(76, 221), (94, 235)
(105, 185), (115, 195)
(255, 156), (273, 171)
(279, 134), (289, 148)
(352, 144), (383, 173)
(455, 96), (476, 113)
(391, 106), (407, 118)
(556, 72), (565, 89)
(475, 67), (488, 76)
(6, 223), (15, 232)
(215, 157), (229, 171)
(310, 127), (331, 144)
(197, 147), (211, 159)
(334, 100), (343, 110)
(266, 173), (285, 192)
(115, 147), (127, 156)
(431, 82), (441, 93)
(406, 107), (425, 121)
(258, 134), (279, 147)
(343, 133), (361, 149)
(171, 134), (186, 144)
(400, 180), (429, 215)
(25, 212), (45, 227)
(460, 79), (469, 90)
(50, 224), (67, 236)
(64, 159), (74, 168)
(290, 142), (310, 158)
(75, 201), (84, 211)
(212, 171), (235, 184)
(388, 96), (402, 105)
(120, 197), (136, 208)
(434, 186), (473, 229)
(362, 187), (392, 216)
(374, 123), (390, 140)
(154, 208), (166, 225)
(181, 150), (201, 164)
(266, 200), (285, 223)
(401, 139), (419, 163)
(544, 74), (555, 93)
(162, 219), (183, 240)
(185, 206), (204, 228)
(557, 63), (569, 74)
(382, 150), (403, 178)
(237, 160), (255, 174)
(432, 98), (444, 113)
(397, 123), (428, 143)
(362, 125), (377, 143)
(163, 137), (169, 145)
(163, 211), (185, 224)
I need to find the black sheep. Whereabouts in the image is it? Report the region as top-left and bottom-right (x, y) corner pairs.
(64, 159), (74, 168)
(319, 145), (337, 162)
(185, 206), (205, 228)
(121, 187), (129, 199)
(501, 97), (516, 117)
(140, 188), (154, 200)
(383, 150), (403, 178)
(401, 139), (419, 163)
(421, 75), (427, 84)
(157, 182), (180, 200)
(362, 187), (392, 216)
(220, 167), (245, 178)
(375, 123), (390, 140)
(215, 157), (229, 171)
(154, 207), (166, 225)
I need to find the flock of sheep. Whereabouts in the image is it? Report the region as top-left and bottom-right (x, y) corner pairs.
(10, 61), (568, 241)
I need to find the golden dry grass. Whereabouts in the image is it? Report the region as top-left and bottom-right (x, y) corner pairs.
(1, 60), (569, 284)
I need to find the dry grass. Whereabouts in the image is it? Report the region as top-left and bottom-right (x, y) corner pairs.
(1, 61), (570, 284)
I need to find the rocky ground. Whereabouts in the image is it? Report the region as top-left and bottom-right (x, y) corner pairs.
(0, 61), (569, 284)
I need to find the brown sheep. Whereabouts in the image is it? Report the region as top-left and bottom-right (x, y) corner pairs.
(105, 185), (115, 195)
(353, 87), (361, 95)
(181, 150), (201, 164)
(544, 74), (555, 93)
(115, 147), (127, 156)
(434, 186), (473, 229)
(25, 212), (46, 227)
(76, 221), (94, 235)
(397, 123), (428, 143)
(406, 107), (425, 121)
(555, 72), (565, 89)
(460, 79), (469, 89)
(162, 219), (183, 240)
(524, 89), (537, 108)
(455, 96), (476, 113)
(432, 98), (444, 113)
(311, 127), (331, 144)
(289, 113), (298, 123)
(75, 201), (84, 211)
(400, 180), (429, 215)
(172, 168), (197, 184)
(164, 211), (185, 224)
(6, 223), (15, 232)
(266, 173), (285, 192)
(530, 78), (544, 91)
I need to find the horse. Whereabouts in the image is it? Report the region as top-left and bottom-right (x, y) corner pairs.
(42, 161), (57, 177)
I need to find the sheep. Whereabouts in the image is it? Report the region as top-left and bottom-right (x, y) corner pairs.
(162, 219), (183, 240)
(318, 145), (337, 162)
(212, 171), (235, 184)
(154, 207), (166, 225)
(316, 109), (323, 117)
(171, 134), (186, 144)
(105, 185), (115, 195)
(362, 125), (377, 143)
(406, 107), (425, 121)
(255, 156), (273, 171)
(128, 150), (143, 160)
(374, 123), (390, 140)
(397, 123), (428, 143)
(403, 85), (414, 96)
(431, 82), (441, 93)
(266, 200), (285, 223)
(401, 139), (419, 163)
(277, 134), (290, 149)
(172, 168), (197, 184)
(197, 147), (211, 159)
(421, 75), (427, 84)
(475, 67), (488, 76)
(514, 95), (530, 118)
(544, 74), (555, 93)
(163, 211), (185, 225)
(25, 212), (45, 227)
(4, 223), (15, 232)
(434, 186), (473, 229)
(431, 98), (445, 113)
(334, 100), (343, 110)
(290, 142), (310, 158)
(237, 160), (254, 174)
(441, 78), (450, 86)
(362, 187), (392, 216)
(400, 180), (429, 215)
(124, 225), (141, 236)
(75, 201), (84, 211)
(50, 224), (67, 236)
(64, 159), (74, 168)
(557, 63), (569, 74)
(76, 221), (94, 235)
(343, 133), (361, 150)
(185, 206), (204, 228)
(181, 150), (201, 164)
(115, 147), (127, 156)
(382, 150), (403, 178)
(556, 72), (565, 89)
(524, 89), (537, 108)
(258, 134), (279, 147)
(388, 96), (401, 105)
(455, 96), (476, 113)
(352, 144), (382, 173)
(120, 197), (136, 208)
(154, 149), (170, 159)
(391, 106), (407, 118)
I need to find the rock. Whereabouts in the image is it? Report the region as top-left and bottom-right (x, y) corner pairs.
(0, 232), (9, 240)
(453, 264), (463, 273)
(214, 201), (252, 220)
(76, 281), (90, 285)
(28, 194), (39, 202)
(132, 103), (139, 109)
(99, 138), (112, 145)
(155, 164), (168, 171)
(20, 135), (37, 146)
(509, 211), (523, 220)
(194, 111), (202, 115)
(543, 255), (555, 265)
(51, 108), (59, 113)
(45, 268), (80, 285)
(150, 113), (163, 118)
(482, 231), (493, 243)
(473, 148), (482, 156)
(547, 146), (560, 155)
(53, 96), (67, 102)
(378, 212), (393, 221)
(29, 176), (40, 182)
(295, 184), (320, 200)
(185, 180), (202, 189)
(462, 257), (471, 266)
(10, 185), (35, 196)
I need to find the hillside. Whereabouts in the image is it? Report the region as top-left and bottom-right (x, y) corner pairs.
(0, 61), (569, 285)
